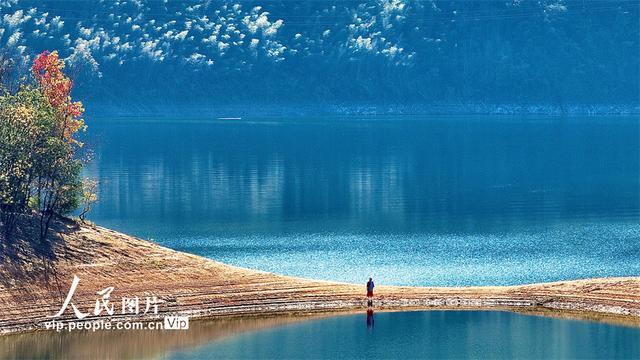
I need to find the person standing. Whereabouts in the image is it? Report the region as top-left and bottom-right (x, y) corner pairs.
(366, 277), (375, 307)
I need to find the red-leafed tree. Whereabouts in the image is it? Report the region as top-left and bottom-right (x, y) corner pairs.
(31, 50), (85, 145)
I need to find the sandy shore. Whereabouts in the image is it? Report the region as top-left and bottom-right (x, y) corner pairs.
(1, 221), (639, 334)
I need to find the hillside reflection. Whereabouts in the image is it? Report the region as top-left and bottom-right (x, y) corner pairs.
(84, 117), (639, 235)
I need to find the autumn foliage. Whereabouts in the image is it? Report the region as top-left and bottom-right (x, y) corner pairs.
(31, 50), (85, 145)
(0, 50), (95, 242)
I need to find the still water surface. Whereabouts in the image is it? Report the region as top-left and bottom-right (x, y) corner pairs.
(83, 116), (640, 286)
(2, 312), (639, 359)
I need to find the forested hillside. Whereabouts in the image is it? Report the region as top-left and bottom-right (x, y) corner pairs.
(1, 0), (638, 115)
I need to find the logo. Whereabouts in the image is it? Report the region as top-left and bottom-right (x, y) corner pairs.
(164, 316), (190, 330)
(45, 275), (189, 332)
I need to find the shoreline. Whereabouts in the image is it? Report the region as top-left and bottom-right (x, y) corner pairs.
(1, 222), (639, 335)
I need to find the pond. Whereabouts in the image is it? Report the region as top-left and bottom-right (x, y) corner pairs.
(2, 311), (639, 359)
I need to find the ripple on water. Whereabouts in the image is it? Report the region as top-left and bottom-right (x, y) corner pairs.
(169, 222), (640, 286)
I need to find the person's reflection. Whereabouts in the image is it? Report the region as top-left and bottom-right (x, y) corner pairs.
(366, 308), (374, 329)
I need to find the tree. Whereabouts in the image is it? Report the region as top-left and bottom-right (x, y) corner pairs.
(0, 50), (93, 243)
(79, 178), (98, 222)
(0, 88), (53, 239)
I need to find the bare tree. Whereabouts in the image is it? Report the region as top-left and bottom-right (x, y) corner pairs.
(79, 178), (98, 222)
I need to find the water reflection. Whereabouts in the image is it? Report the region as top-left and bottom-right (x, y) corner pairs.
(366, 308), (374, 329)
(84, 117), (639, 234)
(0, 315), (325, 360)
(173, 311), (640, 359)
(2, 312), (639, 359)
(81, 117), (640, 286)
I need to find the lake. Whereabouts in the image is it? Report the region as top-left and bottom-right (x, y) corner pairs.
(2, 311), (639, 359)
(83, 116), (640, 286)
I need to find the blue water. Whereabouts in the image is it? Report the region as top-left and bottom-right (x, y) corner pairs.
(83, 116), (640, 286)
(170, 311), (640, 359)
(3, 311), (638, 359)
